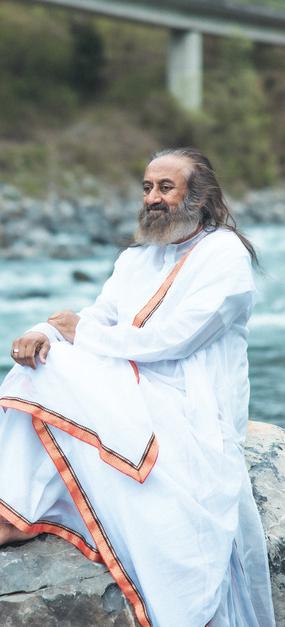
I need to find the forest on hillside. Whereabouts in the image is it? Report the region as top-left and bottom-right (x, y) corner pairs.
(0, 1), (284, 196)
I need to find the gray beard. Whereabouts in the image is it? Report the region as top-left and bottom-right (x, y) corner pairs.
(135, 195), (200, 245)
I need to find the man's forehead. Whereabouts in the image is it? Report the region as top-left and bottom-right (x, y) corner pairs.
(144, 155), (192, 182)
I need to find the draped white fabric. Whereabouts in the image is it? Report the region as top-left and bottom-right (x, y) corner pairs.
(0, 228), (275, 626)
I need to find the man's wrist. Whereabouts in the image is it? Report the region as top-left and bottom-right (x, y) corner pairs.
(25, 322), (64, 343)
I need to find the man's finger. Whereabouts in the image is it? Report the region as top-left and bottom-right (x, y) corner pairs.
(24, 342), (37, 370)
(48, 318), (62, 329)
(11, 340), (26, 363)
(10, 342), (20, 360)
(48, 310), (69, 321)
(38, 341), (50, 364)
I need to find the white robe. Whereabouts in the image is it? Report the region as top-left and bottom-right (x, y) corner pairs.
(0, 228), (275, 627)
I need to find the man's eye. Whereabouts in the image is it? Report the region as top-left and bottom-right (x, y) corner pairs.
(160, 185), (172, 193)
(143, 186), (152, 194)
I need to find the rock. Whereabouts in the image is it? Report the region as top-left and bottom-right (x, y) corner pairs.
(25, 227), (54, 251)
(4, 243), (41, 260)
(0, 535), (138, 626)
(117, 219), (137, 243)
(8, 290), (51, 300)
(0, 421), (284, 625)
(72, 269), (93, 283)
(57, 200), (76, 221)
(245, 421), (285, 627)
(1, 184), (22, 202)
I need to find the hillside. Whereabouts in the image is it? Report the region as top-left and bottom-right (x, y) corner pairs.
(0, 1), (284, 197)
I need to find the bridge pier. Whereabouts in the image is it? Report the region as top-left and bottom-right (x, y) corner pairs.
(167, 30), (203, 112)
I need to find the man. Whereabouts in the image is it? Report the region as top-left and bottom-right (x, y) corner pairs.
(0, 148), (275, 626)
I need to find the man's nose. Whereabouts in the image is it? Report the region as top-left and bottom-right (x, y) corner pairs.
(146, 186), (162, 205)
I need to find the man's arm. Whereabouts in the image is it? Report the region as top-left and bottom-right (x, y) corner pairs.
(74, 248), (255, 363)
(26, 255), (121, 341)
(24, 268), (120, 346)
(11, 254), (122, 367)
(76, 267), (119, 326)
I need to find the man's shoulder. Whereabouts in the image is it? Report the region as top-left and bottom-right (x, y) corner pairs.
(201, 227), (250, 259)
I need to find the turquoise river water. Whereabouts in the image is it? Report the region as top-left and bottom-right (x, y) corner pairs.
(0, 225), (284, 427)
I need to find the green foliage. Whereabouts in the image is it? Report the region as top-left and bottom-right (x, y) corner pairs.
(0, 3), (106, 135)
(0, 2), (284, 195)
(0, 4), (77, 134)
(202, 37), (279, 191)
(70, 19), (105, 98)
(96, 19), (167, 107)
(138, 90), (207, 148)
(137, 37), (280, 192)
(253, 43), (285, 176)
(0, 142), (51, 195)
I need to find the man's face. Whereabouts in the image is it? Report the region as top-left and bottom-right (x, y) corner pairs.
(142, 155), (191, 213)
(135, 155), (200, 245)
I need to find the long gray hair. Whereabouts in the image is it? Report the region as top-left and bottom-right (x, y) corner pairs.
(150, 147), (258, 265)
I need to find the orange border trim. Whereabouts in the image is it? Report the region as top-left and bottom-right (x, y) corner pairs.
(132, 251), (190, 329)
(0, 498), (102, 562)
(32, 417), (152, 627)
(128, 240), (200, 384)
(0, 397), (158, 484)
(129, 359), (140, 383)
(132, 239), (200, 329)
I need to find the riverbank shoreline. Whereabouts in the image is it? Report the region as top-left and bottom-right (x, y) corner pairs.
(0, 181), (284, 260)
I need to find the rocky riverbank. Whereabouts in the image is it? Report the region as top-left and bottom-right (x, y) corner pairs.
(0, 178), (138, 259)
(0, 180), (284, 259)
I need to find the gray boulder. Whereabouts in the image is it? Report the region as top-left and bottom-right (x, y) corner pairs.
(244, 421), (285, 627)
(0, 421), (284, 626)
(0, 536), (138, 626)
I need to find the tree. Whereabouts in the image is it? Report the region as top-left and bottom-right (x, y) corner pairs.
(70, 19), (105, 98)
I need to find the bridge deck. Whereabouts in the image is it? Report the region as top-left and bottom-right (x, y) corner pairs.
(27, 0), (285, 44)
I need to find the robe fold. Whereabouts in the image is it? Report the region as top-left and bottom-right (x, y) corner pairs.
(0, 227), (275, 627)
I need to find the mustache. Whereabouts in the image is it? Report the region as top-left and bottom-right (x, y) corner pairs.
(146, 202), (169, 212)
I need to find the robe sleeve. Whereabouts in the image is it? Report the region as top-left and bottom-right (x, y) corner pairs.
(74, 247), (256, 363)
(24, 322), (64, 343)
(76, 266), (119, 326)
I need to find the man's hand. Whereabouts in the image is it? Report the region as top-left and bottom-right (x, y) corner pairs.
(11, 332), (50, 369)
(48, 310), (80, 343)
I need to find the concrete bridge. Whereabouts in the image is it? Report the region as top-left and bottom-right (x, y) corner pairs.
(25, 1), (285, 110)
